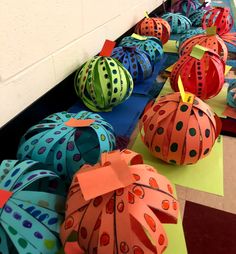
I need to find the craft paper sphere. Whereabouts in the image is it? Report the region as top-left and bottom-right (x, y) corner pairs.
(170, 48), (225, 100)
(134, 17), (171, 44)
(179, 28), (205, 47)
(171, 0), (201, 17)
(60, 149), (179, 254)
(74, 56), (133, 112)
(179, 34), (228, 62)
(139, 92), (220, 165)
(17, 111), (116, 181)
(119, 36), (163, 65)
(162, 13), (192, 34)
(202, 7), (233, 35)
(189, 9), (207, 27)
(0, 159), (66, 254)
(227, 82), (236, 108)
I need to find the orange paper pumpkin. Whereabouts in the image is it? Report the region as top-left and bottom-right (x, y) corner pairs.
(170, 48), (225, 100)
(139, 93), (220, 165)
(60, 149), (179, 254)
(179, 34), (228, 62)
(134, 17), (171, 44)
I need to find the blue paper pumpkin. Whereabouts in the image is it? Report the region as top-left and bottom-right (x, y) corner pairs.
(17, 111), (116, 180)
(0, 159), (65, 254)
(179, 28), (205, 48)
(119, 36), (163, 65)
(162, 13), (192, 34)
(227, 83), (236, 108)
(111, 46), (153, 83)
(189, 9), (207, 27)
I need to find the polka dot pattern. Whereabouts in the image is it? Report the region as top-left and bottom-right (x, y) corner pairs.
(60, 149), (178, 254)
(139, 92), (219, 165)
(17, 111), (116, 182)
(171, 0), (201, 17)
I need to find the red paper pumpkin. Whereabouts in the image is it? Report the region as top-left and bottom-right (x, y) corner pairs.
(60, 149), (179, 254)
(139, 92), (221, 165)
(170, 47), (225, 100)
(179, 34), (228, 62)
(202, 7), (233, 35)
(135, 17), (171, 44)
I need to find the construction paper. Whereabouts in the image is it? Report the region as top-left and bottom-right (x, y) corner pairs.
(190, 44), (208, 60)
(223, 106), (236, 119)
(60, 149), (179, 254)
(206, 26), (217, 35)
(179, 28), (205, 48)
(132, 134), (224, 195)
(131, 33), (147, 41)
(17, 111), (116, 181)
(64, 118), (95, 127)
(226, 82), (236, 108)
(165, 63), (175, 72)
(74, 56), (133, 112)
(178, 77), (194, 104)
(0, 159), (66, 254)
(225, 65), (232, 75)
(99, 40), (116, 57)
(171, 0), (201, 17)
(163, 40), (178, 53)
(0, 190), (12, 208)
(189, 9), (207, 27)
(145, 11), (149, 18)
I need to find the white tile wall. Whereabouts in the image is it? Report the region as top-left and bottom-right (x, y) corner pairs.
(0, 0), (165, 127)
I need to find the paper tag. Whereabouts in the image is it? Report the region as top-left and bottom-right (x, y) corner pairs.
(178, 76), (194, 104)
(225, 65), (232, 75)
(0, 190), (12, 208)
(145, 11), (149, 18)
(99, 39), (116, 57)
(163, 40), (178, 53)
(131, 33), (147, 41)
(190, 44), (208, 60)
(65, 118), (95, 127)
(206, 26), (217, 35)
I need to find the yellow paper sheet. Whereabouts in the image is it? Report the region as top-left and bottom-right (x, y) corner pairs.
(163, 40), (178, 53)
(132, 135), (224, 196)
(165, 64), (176, 72)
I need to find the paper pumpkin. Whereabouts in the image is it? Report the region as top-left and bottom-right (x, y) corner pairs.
(179, 34), (228, 62)
(60, 149), (179, 254)
(0, 159), (66, 254)
(171, 0), (201, 17)
(170, 47), (225, 100)
(111, 46), (153, 83)
(134, 17), (171, 44)
(189, 9), (207, 27)
(227, 82), (236, 108)
(179, 28), (205, 47)
(139, 92), (220, 165)
(17, 111), (116, 181)
(74, 56), (133, 112)
(119, 35), (163, 65)
(162, 13), (192, 34)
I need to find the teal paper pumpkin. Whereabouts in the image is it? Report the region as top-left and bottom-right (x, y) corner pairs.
(74, 56), (133, 112)
(119, 36), (163, 65)
(17, 111), (116, 181)
(227, 82), (236, 108)
(189, 9), (207, 27)
(162, 13), (192, 34)
(0, 159), (65, 254)
(111, 46), (153, 83)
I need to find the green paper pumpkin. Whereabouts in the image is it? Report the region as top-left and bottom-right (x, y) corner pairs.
(0, 159), (66, 254)
(74, 56), (133, 112)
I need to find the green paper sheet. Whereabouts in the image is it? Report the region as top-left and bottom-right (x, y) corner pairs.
(132, 134), (224, 196)
(163, 40), (178, 53)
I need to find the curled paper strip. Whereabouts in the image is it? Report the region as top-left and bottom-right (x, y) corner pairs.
(189, 9), (207, 27)
(111, 46), (153, 83)
(139, 92), (220, 165)
(171, 0), (201, 17)
(134, 17), (171, 44)
(74, 56), (133, 112)
(179, 34), (228, 62)
(17, 111), (116, 181)
(178, 28), (205, 48)
(171, 46), (225, 100)
(0, 160), (66, 254)
(119, 35), (163, 65)
(162, 13), (192, 34)
(60, 149), (179, 254)
(227, 82), (236, 108)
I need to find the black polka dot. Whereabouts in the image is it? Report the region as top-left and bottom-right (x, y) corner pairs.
(205, 129), (210, 138)
(204, 148), (209, 155)
(157, 127), (164, 135)
(114, 78), (118, 84)
(104, 74), (109, 79)
(110, 62), (115, 66)
(170, 143), (178, 152)
(180, 105), (188, 112)
(176, 121), (183, 131)
(114, 88), (118, 93)
(189, 128), (196, 136)
(107, 91), (112, 96)
(107, 82), (111, 89)
(112, 70), (117, 74)
(189, 150), (197, 157)
(198, 110), (204, 117)
(111, 98), (116, 103)
(155, 146), (161, 152)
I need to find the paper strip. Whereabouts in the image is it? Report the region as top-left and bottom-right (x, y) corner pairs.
(99, 40), (116, 57)
(131, 33), (147, 41)
(64, 118), (95, 127)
